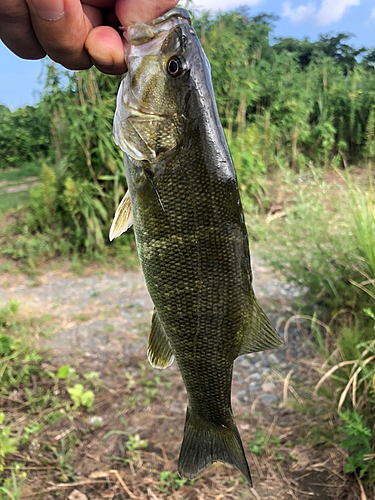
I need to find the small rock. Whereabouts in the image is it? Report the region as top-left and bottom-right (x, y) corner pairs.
(261, 394), (279, 405)
(268, 353), (279, 364)
(68, 490), (88, 500)
(261, 382), (275, 393)
(89, 416), (103, 427)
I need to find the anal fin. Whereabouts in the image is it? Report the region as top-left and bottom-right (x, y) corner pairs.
(109, 190), (133, 241)
(238, 297), (284, 357)
(147, 309), (174, 369)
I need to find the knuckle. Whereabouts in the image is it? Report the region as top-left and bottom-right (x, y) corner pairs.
(0, 5), (30, 25)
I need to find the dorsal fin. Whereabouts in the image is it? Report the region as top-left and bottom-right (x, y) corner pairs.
(109, 190), (133, 241)
(147, 309), (174, 369)
(238, 297), (284, 357)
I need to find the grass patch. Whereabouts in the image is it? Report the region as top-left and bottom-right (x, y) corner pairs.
(0, 190), (30, 213)
(0, 162), (41, 183)
(250, 166), (375, 486)
(247, 167), (374, 315)
(0, 301), (103, 489)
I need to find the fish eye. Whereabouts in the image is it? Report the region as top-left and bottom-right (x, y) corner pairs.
(166, 56), (185, 78)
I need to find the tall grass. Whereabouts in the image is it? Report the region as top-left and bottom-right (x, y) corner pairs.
(346, 173), (375, 301)
(253, 166), (375, 484)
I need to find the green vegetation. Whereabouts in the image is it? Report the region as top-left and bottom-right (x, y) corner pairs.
(0, 162), (41, 182)
(1, 8), (375, 266)
(0, 5), (374, 492)
(0, 191), (30, 213)
(0, 301), (104, 489)
(256, 168), (375, 485)
(0, 105), (50, 170)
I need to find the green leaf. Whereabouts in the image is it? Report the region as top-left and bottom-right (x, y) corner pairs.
(57, 365), (71, 379)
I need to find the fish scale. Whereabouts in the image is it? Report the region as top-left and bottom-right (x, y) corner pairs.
(110, 7), (284, 486)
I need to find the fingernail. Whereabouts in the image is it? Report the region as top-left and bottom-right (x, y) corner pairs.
(29, 0), (64, 21)
(89, 49), (115, 67)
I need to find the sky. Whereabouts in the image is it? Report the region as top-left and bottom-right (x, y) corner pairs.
(1, 0), (375, 109)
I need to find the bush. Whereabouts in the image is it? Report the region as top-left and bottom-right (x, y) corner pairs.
(256, 168), (374, 314)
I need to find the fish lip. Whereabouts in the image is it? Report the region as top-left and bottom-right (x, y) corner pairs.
(145, 7), (191, 27)
(124, 8), (191, 65)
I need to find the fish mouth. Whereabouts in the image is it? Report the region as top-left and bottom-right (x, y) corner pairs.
(124, 7), (191, 67)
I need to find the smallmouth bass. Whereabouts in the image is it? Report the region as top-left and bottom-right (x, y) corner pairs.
(110, 7), (283, 486)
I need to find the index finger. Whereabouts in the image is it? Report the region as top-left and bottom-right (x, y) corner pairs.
(0, 0), (45, 59)
(115, 0), (179, 27)
(25, 0), (95, 70)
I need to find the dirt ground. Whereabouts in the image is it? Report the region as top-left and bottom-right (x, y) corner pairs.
(0, 254), (364, 500)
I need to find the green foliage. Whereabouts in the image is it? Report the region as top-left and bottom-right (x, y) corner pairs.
(346, 176), (375, 286)
(257, 170), (374, 313)
(3, 10), (375, 267)
(228, 126), (267, 201)
(339, 410), (375, 482)
(191, 9), (375, 170)
(0, 104), (51, 170)
(29, 164), (58, 232)
(248, 428), (284, 460)
(0, 303), (43, 393)
(0, 414), (18, 472)
(0, 191), (30, 213)
(157, 471), (195, 491)
(0, 470), (27, 500)
(0, 162), (41, 183)
(67, 384), (95, 410)
(309, 303), (375, 484)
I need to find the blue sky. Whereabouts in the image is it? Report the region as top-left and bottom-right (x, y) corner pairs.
(1, 0), (375, 109)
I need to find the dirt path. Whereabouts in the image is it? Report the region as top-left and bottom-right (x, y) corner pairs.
(0, 176), (39, 194)
(0, 255), (346, 499)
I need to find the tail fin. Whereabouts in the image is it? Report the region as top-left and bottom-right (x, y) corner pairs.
(178, 408), (252, 486)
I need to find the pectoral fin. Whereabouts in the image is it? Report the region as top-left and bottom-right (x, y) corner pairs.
(109, 190), (133, 241)
(238, 297), (284, 357)
(147, 310), (174, 369)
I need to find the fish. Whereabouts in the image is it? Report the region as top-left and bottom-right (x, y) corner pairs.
(110, 7), (283, 486)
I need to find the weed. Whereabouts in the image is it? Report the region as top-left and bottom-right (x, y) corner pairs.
(0, 191), (30, 213)
(0, 162), (41, 183)
(248, 428), (285, 460)
(105, 416), (148, 465)
(256, 168), (374, 314)
(339, 410), (375, 483)
(0, 413), (18, 472)
(157, 471), (195, 492)
(21, 423), (45, 445)
(48, 435), (77, 482)
(67, 384), (95, 411)
(83, 371), (103, 390)
(144, 376), (161, 404)
(0, 470), (27, 500)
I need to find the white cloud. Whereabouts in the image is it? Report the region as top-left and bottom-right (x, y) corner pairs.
(371, 7), (375, 20)
(281, 0), (360, 26)
(192, 0), (262, 12)
(315, 0), (360, 26)
(282, 2), (317, 25)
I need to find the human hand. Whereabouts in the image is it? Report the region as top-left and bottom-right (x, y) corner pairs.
(0, 0), (179, 74)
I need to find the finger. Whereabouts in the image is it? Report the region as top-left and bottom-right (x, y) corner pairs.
(0, 0), (45, 59)
(25, 0), (94, 70)
(115, 0), (179, 27)
(85, 26), (126, 74)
